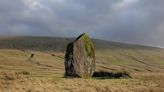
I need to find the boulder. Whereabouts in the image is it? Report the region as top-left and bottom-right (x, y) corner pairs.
(65, 33), (95, 78)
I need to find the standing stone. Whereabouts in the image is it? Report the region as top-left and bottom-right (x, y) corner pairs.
(65, 33), (95, 78)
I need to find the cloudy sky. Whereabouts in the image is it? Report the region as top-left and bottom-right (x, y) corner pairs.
(0, 0), (164, 48)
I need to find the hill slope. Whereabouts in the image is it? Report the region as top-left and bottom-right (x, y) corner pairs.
(0, 36), (164, 91)
(0, 36), (164, 73)
(0, 36), (160, 51)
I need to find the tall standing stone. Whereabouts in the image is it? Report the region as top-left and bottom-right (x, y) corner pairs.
(65, 33), (95, 78)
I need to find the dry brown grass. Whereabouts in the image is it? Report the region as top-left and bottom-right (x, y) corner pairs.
(0, 71), (164, 92)
(0, 49), (164, 92)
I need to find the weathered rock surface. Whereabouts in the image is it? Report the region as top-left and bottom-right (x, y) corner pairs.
(65, 33), (95, 78)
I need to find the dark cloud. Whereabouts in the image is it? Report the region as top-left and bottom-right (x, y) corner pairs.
(0, 0), (164, 47)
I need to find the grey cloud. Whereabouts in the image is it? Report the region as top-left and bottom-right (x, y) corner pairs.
(0, 0), (164, 47)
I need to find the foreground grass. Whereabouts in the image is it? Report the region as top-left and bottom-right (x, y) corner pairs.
(0, 71), (164, 92)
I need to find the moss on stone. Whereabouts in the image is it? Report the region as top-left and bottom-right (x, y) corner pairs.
(66, 33), (94, 58)
(81, 33), (94, 57)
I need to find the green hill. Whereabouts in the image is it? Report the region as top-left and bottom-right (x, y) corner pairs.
(0, 36), (160, 51)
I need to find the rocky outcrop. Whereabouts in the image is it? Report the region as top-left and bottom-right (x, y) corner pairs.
(65, 33), (95, 78)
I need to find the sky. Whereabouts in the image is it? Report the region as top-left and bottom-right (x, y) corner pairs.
(0, 0), (164, 48)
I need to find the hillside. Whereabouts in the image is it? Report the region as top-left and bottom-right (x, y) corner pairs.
(0, 36), (164, 91)
(0, 36), (160, 51)
(0, 36), (164, 73)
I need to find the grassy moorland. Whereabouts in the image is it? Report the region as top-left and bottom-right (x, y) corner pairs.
(0, 36), (164, 92)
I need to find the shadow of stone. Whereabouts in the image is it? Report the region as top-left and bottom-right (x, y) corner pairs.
(92, 71), (131, 79)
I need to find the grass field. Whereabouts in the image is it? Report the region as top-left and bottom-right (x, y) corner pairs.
(0, 48), (164, 92)
(0, 36), (164, 92)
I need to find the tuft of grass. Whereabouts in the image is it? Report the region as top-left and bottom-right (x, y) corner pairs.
(4, 75), (15, 80)
(16, 71), (30, 75)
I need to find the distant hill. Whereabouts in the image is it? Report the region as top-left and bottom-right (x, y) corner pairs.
(0, 36), (160, 52)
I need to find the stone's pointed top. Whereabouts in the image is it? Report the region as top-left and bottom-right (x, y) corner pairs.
(76, 33), (89, 41)
(82, 33), (89, 37)
(82, 33), (88, 35)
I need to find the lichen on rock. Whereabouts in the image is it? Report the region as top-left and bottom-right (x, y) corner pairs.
(65, 33), (95, 78)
